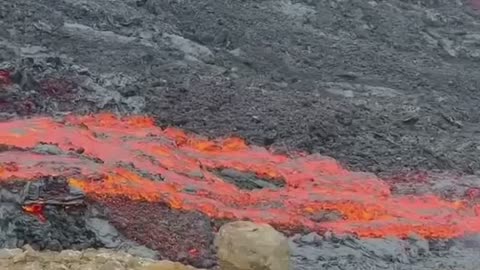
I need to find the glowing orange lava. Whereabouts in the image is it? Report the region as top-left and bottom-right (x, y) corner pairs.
(0, 113), (479, 239)
(22, 204), (46, 222)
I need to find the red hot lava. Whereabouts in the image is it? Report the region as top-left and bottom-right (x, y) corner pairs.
(22, 204), (47, 222)
(0, 113), (479, 239)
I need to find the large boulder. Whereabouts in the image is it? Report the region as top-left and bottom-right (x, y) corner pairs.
(215, 221), (290, 270)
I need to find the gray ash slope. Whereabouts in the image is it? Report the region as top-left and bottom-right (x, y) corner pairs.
(1, 0), (480, 269)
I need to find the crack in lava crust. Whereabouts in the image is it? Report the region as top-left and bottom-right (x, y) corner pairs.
(0, 113), (479, 239)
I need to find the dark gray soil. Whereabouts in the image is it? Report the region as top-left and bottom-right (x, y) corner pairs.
(1, 0), (480, 269)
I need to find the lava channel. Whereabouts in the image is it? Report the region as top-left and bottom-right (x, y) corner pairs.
(0, 113), (479, 239)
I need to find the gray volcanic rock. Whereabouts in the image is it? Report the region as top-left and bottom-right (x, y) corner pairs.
(0, 0), (479, 174)
(289, 232), (480, 270)
(0, 1), (480, 270)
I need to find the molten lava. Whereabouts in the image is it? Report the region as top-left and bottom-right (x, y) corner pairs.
(23, 204), (46, 222)
(0, 113), (479, 239)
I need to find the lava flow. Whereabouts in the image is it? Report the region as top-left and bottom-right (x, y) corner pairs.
(0, 113), (479, 239)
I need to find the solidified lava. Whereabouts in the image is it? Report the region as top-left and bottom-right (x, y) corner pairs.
(97, 197), (216, 268)
(0, 177), (102, 251)
(0, 113), (479, 239)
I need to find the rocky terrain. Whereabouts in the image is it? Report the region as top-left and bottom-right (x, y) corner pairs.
(1, 0), (480, 269)
(0, 246), (200, 270)
(0, 0), (479, 174)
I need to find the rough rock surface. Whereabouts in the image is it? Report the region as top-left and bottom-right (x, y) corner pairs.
(0, 0), (479, 175)
(0, 246), (200, 270)
(289, 232), (480, 270)
(1, 1), (480, 270)
(0, 178), (157, 259)
(215, 221), (289, 270)
(97, 198), (217, 269)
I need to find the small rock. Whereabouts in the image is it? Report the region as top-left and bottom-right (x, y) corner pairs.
(290, 233), (302, 243)
(163, 33), (214, 64)
(323, 231), (333, 241)
(23, 245), (38, 257)
(186, 170), (204, 179)
(309, 210), (342, 222)
(0, 249), (23, 259)
(335, 72), (360, 80)
(215, 221), (290, 270)
(12, 252), (26, 263)
(408, 233), (430, 257)
(229, 48), (243, 57)
(33, 144), (63, 155)
(300, 232), (323, 244)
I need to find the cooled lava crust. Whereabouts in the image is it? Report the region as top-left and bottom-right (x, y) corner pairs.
(97, 198), (217, 268)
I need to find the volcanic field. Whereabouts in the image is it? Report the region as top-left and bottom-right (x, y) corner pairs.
(1, 0), (480, 269)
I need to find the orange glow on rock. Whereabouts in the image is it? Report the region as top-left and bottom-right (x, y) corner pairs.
(0, 113), (479, 239)
(23, 204), (46, 222)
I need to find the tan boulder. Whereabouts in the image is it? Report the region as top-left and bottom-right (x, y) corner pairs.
(215, 221), (290, 270)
